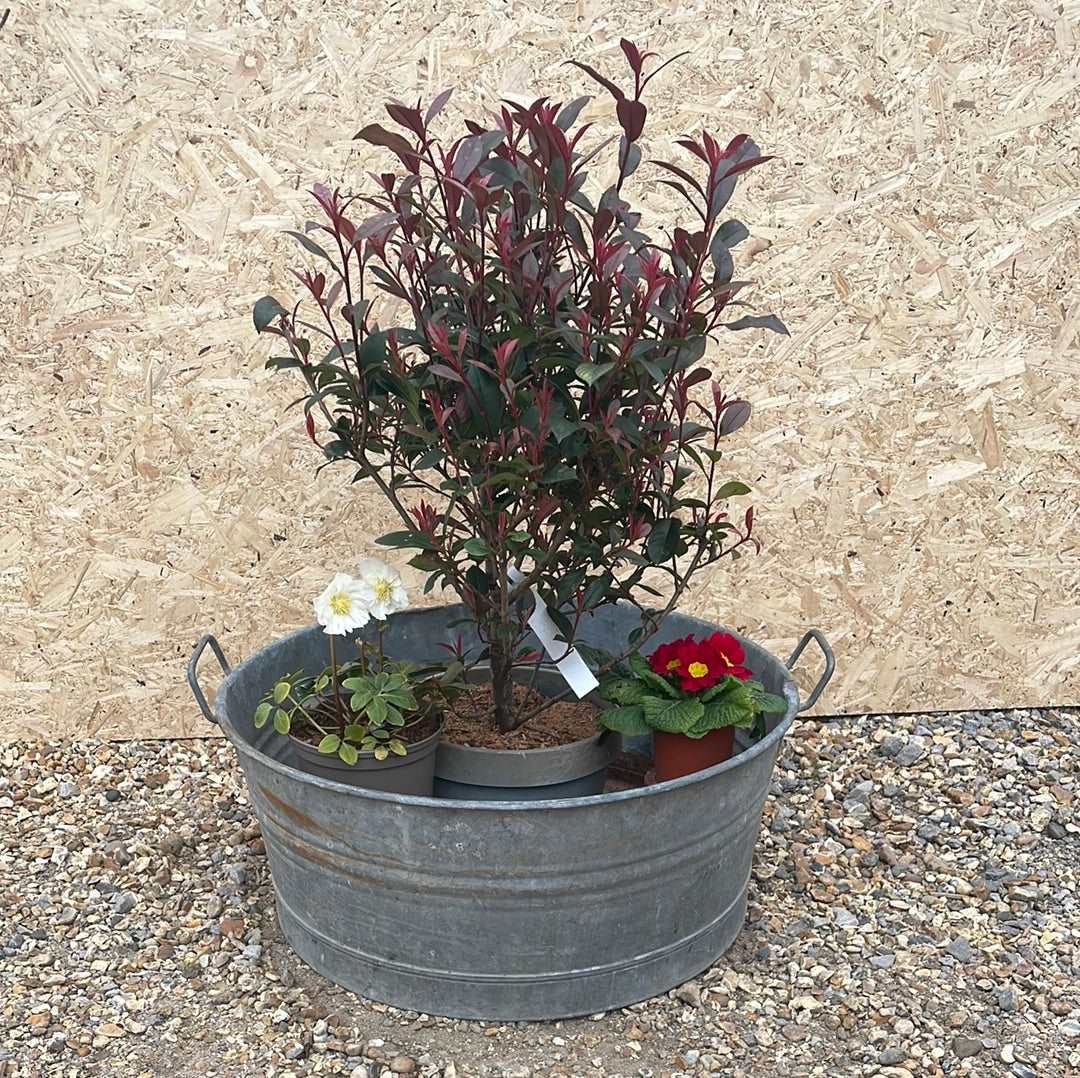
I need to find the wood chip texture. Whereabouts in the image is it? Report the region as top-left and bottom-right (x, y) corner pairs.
(0, 1), (1077, 738)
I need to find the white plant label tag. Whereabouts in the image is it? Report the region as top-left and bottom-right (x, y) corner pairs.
(508, 567), (599, 698)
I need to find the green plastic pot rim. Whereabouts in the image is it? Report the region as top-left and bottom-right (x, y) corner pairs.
(215, 623), (800, 812)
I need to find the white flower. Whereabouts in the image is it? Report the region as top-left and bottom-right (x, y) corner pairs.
(356, 557), (409, 620)
(313, 573), (371, 636)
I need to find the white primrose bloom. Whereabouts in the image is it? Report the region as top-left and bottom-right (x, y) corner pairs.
(313, 573), (371, 636)
(356, 557), (410, 620)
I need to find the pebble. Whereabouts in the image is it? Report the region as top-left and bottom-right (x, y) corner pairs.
(674, 982), (702, 1007)
(111, 891), (137, 915)
(952, 1036), (984, 1058)
(994, 987), (1018, 1012)
(895, 737), (928, 767)
(946, 936), (975, 963)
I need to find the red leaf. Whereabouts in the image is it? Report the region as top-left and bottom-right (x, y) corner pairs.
(675, 138), (710, 164)
(619, 39), (643, 74)
(424, 87), (453, 125)
(385, 100), (426, 138)
(616, 98), (647, 143)
(305, 411), (316, 443)
(721, 133), (749, 159)
(565, 59), (625, 101)
(428, 363), (464, 383)
(721, 154), (775, 180)
(354, 123), (420, 172)
(718, 399), (751, 436)
(654, 160), (706, 198)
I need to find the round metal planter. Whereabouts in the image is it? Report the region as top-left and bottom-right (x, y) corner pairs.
(188, 604), (834, 1021)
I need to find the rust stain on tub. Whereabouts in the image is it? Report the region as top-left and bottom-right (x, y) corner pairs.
(258, 785), (330, 836)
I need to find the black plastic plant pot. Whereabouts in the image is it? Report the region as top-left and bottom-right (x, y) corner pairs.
(288, 721), (443, 796)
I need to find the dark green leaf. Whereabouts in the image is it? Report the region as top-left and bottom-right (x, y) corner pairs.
(253, 296), (286, 333)
(462, 537), (491, 558)
(575, 361), (616, 386)
(725, 313), (789, 335)
(285, 230), (334, 262)
(376, 530), (433, 550)
(265, 356), (304, 371)
(646, 518), (687, 564)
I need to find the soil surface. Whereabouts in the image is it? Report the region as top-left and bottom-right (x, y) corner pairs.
(290, 697), (441, 750)
(443, 680), (599, 750)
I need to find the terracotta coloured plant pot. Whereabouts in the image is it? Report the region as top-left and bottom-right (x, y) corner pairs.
(653, 725), (735, 782)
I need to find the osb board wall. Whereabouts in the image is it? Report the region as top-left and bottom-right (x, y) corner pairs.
(0, 1), (1077, 740)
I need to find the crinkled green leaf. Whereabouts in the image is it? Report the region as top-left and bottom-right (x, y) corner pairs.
(596, 705), (651, 736)
(755, 691), (788, 714)
(642, 696), (705, 733)
(628, 654), (680, 698)
(600, 676), (647, 706)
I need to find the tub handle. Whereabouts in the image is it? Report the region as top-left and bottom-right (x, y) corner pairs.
(786, 629), (835, 713)
(187, 634), (231, 726)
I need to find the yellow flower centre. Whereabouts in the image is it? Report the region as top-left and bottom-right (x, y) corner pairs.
(329, 592), (351, 616)
(373, 579), (394, 603)
(665, 658), (681, 672)
(687, 661), (709, 679)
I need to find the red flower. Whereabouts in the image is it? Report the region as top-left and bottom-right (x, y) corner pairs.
(649, 631), (752, 693)
(649, 635), (693, 677)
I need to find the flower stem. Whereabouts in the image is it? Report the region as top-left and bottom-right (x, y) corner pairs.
(329, 635), (346, 737)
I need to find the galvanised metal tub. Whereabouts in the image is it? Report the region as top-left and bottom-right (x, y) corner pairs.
(188, 604), (833, 1020)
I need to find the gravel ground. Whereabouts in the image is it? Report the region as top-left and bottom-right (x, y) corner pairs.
(2, 709), (1078, 1078)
